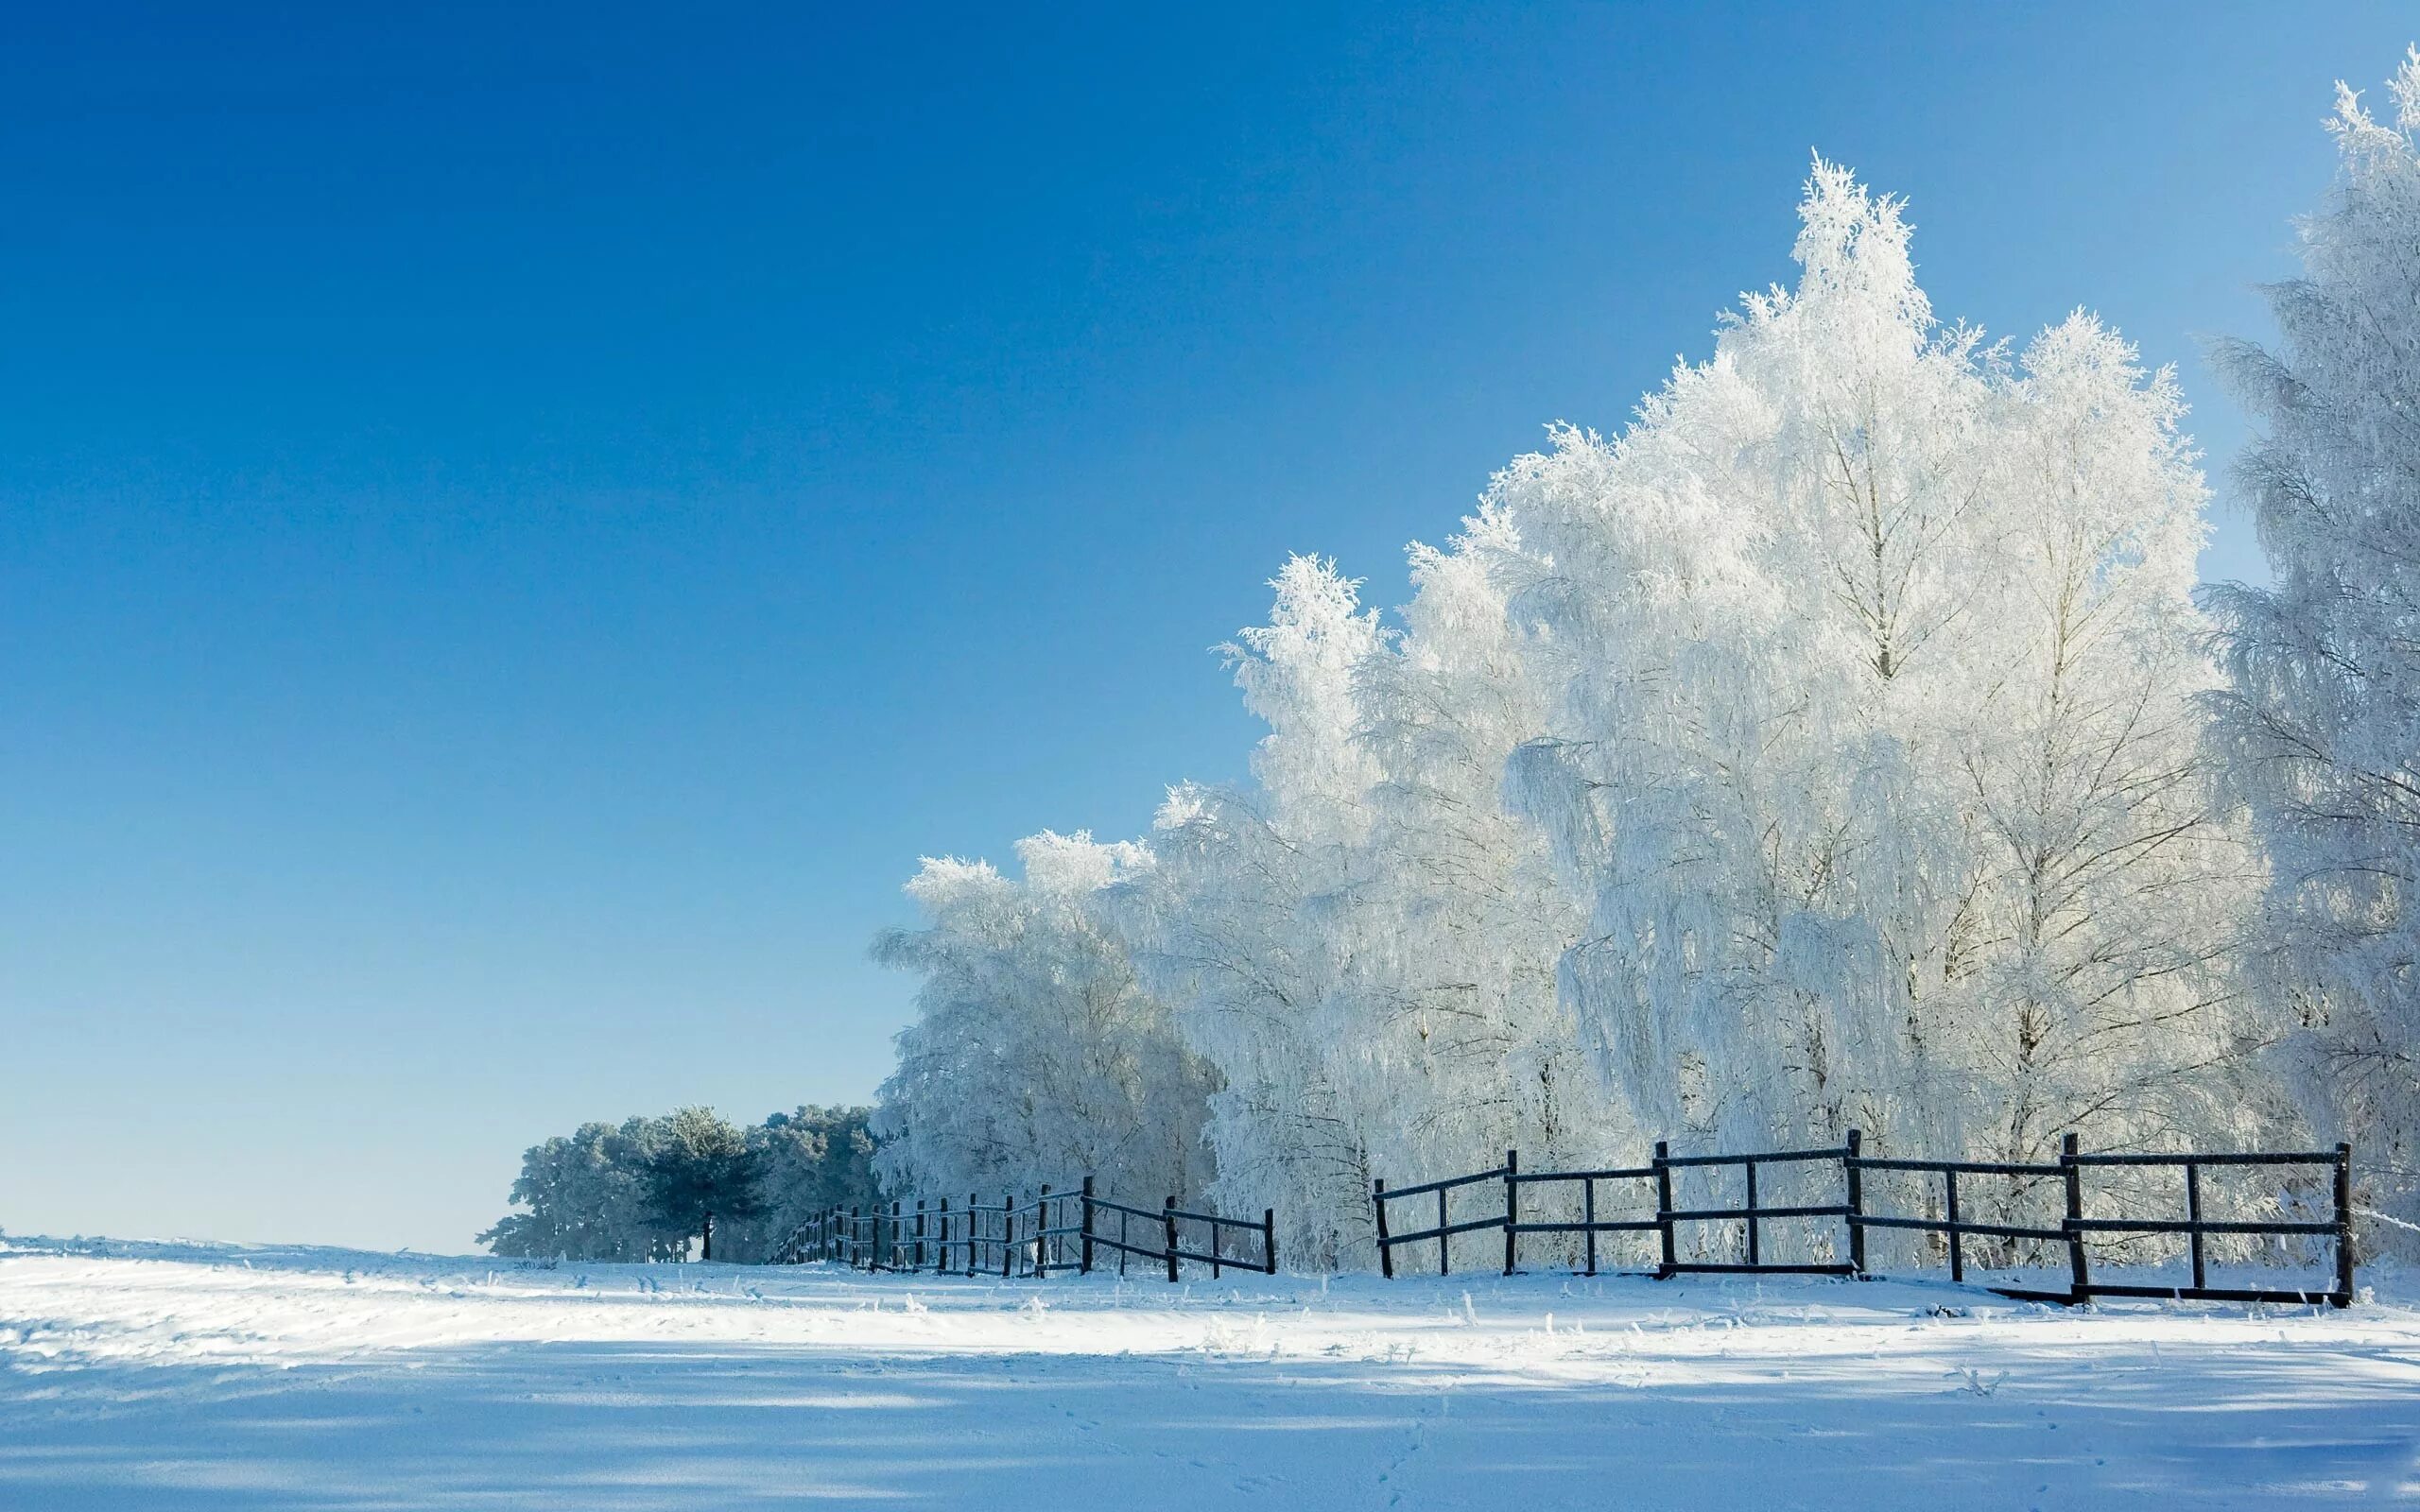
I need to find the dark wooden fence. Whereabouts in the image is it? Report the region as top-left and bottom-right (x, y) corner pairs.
(777, 1175), (1276, 1281)
(1375, 1131), (2357, 1307)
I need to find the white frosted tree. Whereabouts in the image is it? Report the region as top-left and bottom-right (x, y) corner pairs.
(1115, 558), (1397, 1267)
(1355, 512), (1626, 1175)
(2205, 48), (2420, 1240)
(870, 832), (1219, 1205)
(1120, 547), (1633, 1267)
(1494, 161), (2273, 1194)
(481, 1117), (683, 1262)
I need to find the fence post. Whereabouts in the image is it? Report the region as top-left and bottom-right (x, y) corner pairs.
(1654, 1140), (1676, 1280)
(2334, 1142), (2355, 1307)
(1583, 1177), (1598, 1278)
(1744, 1159), (1760, 1268)
(2184, 1162), (2204, 1292)
(939, 1197), (953, 1274)
(1945, 1169), (1962, 1283)
(1080, 1177), (1096, 1276)
(848, 1207), (860, 1270)
(1374, 1178), (1393, 1280)
(915, 1199), (928, 1271)
(1503, 1149), (1520, 1276)
(1001, 1192), (1014, 1279)
(2061, 1133), (2088, 1303)
(1164, 1196), (1180, 1283)
(967, 1193), (980, 1277)
(1437, 1186), (1450, 1277)
(1844, 1130), (1865, 1277)
(1037, 1184), (1053, 1277)
(1263, 1208), (1277, 1276)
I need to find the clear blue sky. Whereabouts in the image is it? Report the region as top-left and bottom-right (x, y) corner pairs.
(4, 4), (2411, 1253)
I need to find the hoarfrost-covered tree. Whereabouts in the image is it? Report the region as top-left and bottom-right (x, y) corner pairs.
(871, 832), (1219, 1203)
(482, 1106), (879, 1263)
(640, 1107), (767, 1262)
(1117, 558), (1397, 1267)
(1122, 549), (1627, 1267)
(717, 1106), (881, 1262)
(1495, 161), (2273, 1181)
(480, 1117), (687, 1262)
(1356, 516), (1627, 1179)
(2205, 48), (2420, 1239)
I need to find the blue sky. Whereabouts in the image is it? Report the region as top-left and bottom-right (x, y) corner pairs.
(4, 4), (2412, 1252)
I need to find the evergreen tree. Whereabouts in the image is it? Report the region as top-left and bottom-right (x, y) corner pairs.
(640, 1107), (767, 1262)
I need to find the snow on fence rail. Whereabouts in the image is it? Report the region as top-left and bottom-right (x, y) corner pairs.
(775, 1176), (1276, 1282)
(1375, 1132), (2358, 1308)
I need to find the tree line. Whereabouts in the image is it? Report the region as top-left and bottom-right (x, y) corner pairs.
(481, 1105), (877, 1263)
(870, 49), (2420, 1270)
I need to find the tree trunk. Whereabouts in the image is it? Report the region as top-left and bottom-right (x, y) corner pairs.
(701, 1211), (715, 1263)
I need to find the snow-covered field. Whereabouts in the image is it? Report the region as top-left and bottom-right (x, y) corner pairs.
(2, 1237), (2414, 1509)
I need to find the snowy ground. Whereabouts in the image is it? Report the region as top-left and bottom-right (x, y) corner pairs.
(2, 1237), (2415, 1509)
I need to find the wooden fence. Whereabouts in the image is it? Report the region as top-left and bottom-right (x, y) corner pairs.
(776, 1175), (1276, 1282)
(1375, 1132), (2357, 1307)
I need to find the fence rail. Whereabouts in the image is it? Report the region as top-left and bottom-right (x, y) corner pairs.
(777, 1175), (1276, 1283)
(1374, 1131), (2357, 1307)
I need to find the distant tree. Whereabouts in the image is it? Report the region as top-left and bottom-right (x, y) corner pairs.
(486, 1105), (877, 1263)
(639, 1107), (767, 1262)
(717, 1106), (882, 1262)
(481, 1116), (687, 1263)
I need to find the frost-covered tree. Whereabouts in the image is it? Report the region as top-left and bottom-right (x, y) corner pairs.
(1494, 161), (2272, 1178)
(1121, 549), (1623, 1267)
(871, 832), (1219, 1202)
(1117, 558), (1398, 1267)
(2205, 48), (2420, 1239)
(1356, 519), (1630, 1181)
(481, 1116), (688, 1263)
(717, 1106), (881, 1262)
(482, 1105), (879, 1263)
(641, 1107), (767, 1262)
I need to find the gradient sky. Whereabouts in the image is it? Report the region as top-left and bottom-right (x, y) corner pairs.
(5, 3), (2413, 1253)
